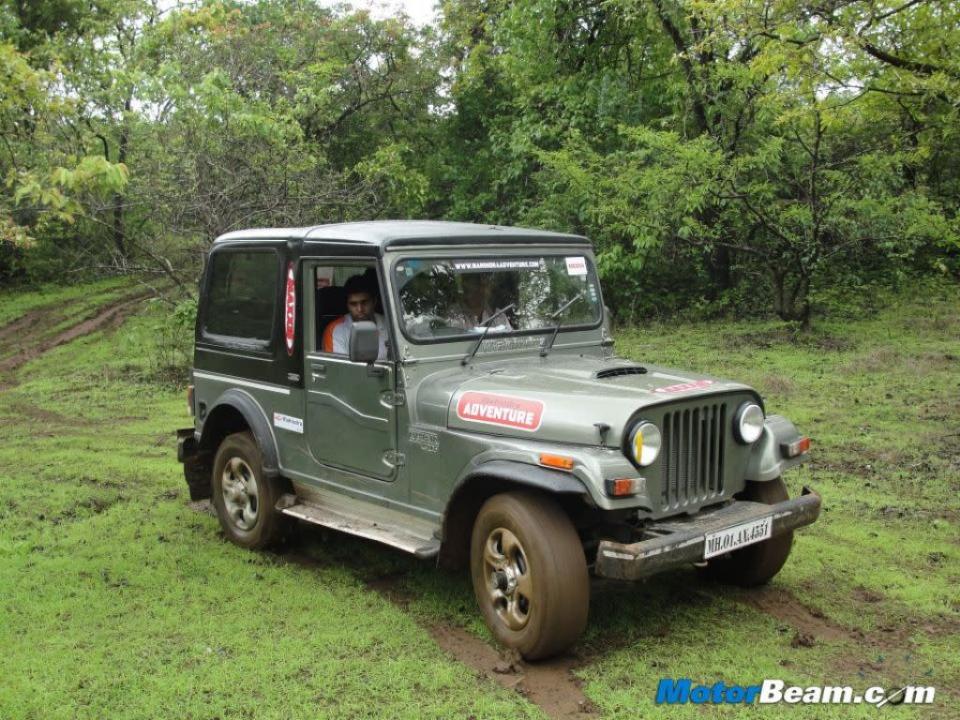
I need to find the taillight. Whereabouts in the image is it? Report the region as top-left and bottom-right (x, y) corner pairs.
(187, 385), (195, 416)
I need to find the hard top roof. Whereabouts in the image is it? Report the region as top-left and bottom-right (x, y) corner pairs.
(214, 220), (589, 248)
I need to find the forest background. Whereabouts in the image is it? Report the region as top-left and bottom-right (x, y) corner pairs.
(2, 0), (958, 327)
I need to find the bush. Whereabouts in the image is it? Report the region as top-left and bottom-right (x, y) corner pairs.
(148, 297), (196, 384)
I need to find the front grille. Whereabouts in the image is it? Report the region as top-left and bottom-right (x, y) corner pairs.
(661, 403), (726, 510)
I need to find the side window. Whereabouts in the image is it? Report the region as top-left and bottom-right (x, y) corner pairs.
(313, 264), (383, 354)
(203, 250), (279, 343)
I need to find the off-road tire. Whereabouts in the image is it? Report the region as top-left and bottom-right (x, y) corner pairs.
(700, 477), (794, 587)
(211, 431), (289, 550)
(470, 491), (589, 660)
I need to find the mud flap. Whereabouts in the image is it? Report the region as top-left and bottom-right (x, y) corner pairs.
(177, 428), (211, 500)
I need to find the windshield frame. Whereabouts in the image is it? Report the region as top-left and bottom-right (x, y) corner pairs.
(388, 249), (604, 346)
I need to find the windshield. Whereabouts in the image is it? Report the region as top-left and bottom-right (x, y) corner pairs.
(393, 255), (602, 342)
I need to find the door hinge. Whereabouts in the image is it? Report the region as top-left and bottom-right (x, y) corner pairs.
(384, 450), (406, 467)
(381, 390), (406, 407)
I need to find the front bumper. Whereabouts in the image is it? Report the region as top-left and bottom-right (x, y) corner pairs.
(594, 486), (821, 581)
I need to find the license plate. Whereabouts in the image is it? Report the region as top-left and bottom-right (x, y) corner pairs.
(703, 516), (772, 559)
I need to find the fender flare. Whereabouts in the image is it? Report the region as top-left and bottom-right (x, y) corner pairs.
(454, 459), (589, 496)
(199, 388), (281, 478)
(437, 459), (588, 569)
(745, 414), (808, 482)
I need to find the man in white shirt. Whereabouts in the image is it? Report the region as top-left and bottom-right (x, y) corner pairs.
(323, 273), (388, 360)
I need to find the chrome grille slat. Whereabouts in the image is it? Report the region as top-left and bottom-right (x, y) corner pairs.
(661, 402), (726, 510)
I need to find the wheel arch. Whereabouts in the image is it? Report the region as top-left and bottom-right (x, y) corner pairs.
(437, 460), (588, 570)
(199, 389), (281, 480)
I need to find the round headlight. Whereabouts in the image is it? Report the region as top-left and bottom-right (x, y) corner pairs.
(629, 421), (661, 466)
(735, 403), (765, 444)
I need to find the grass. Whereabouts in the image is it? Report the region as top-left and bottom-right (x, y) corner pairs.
(0, 281), (957, 718)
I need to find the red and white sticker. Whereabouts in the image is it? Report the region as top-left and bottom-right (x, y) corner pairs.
(456, 391), (544, 432)
(284, 262), (296, 355)
(565, 256), (587, 276)
(654, 379), (714, 394)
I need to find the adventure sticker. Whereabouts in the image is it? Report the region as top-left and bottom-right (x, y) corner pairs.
(456, 391), (544, 432)
(654, 379), (714, 394)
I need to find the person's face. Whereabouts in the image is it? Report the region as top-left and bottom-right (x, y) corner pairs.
(462, 274), (489, 301)
(347, 291), (375, 322)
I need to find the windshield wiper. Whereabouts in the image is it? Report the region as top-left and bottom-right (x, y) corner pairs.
(540, 291), (584, 358)
(461, 303), (517, 366)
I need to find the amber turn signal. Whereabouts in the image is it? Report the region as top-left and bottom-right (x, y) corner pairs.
(781, 436), (811, 458)
(606, 477), (642, 497)
(539, 453), (575, 470)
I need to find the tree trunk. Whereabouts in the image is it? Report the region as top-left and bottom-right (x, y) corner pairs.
(112, 95), (132, 263)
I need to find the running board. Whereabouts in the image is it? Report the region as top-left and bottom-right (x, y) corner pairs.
(276, 493), (441, 559)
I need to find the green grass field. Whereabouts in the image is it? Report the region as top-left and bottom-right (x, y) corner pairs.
(0, 282), (956, 719)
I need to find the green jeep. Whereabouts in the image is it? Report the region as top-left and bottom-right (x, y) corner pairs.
(177, 221), (820, 659)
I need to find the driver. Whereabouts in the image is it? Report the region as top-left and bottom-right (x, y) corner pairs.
(323, 274), (388, 360)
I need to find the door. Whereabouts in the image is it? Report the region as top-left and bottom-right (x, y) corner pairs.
(303, 260), (399, 481)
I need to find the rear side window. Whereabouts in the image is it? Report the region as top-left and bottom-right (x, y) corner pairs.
(203, 249), (279, 344)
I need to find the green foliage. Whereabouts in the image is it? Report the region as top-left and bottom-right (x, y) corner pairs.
(434, 0), (960, 322)
(1, 0), (957, 320)
(148, 297), (197, 384)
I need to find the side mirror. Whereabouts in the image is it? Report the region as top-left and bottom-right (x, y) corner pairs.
(349, 321), (379, 364)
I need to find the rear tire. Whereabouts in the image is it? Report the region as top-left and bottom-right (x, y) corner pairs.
(211, 431), (289, 550)
(700, 477), (794, 587)
(470, 491), (589, 660)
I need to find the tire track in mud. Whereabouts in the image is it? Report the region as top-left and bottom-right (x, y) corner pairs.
(350, 567), (599, 719)
(427, 624), (598, 719)
(734, 585), (960, 701)
(0, 291), (150, 376)
(200, 520), (600, 720)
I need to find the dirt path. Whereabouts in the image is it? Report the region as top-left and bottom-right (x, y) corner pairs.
(361, 567), (598, 718)
(428, 624), (597, 719)
(265, 537), (599, 720)
(0, 291), (150, 375)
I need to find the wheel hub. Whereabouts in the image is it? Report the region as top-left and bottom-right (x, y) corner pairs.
(483, 527), (531, 631)
(221, 456), (260, 531)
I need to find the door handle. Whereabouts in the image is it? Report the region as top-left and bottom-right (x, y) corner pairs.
(310, 363), (326, 381)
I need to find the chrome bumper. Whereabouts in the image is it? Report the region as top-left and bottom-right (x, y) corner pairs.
(594, 486), (821, 581)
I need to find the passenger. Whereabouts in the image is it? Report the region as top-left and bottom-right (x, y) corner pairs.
(323, 274), (388, 360)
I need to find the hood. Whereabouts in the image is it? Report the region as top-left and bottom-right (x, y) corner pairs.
(417, 355), (756, 446)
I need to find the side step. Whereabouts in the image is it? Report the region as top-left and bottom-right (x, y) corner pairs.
(277, 492), (441, 559)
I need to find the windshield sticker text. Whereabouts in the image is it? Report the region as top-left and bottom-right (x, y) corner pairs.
(478, 336), (544, 353)
(452, 259), (541, 271)
(456, 392), (544, 432)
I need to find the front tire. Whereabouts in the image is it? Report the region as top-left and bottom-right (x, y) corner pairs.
(700, 477), (794, 587)
(470, 491), (589, 660)
(211, 431), (289, 550)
